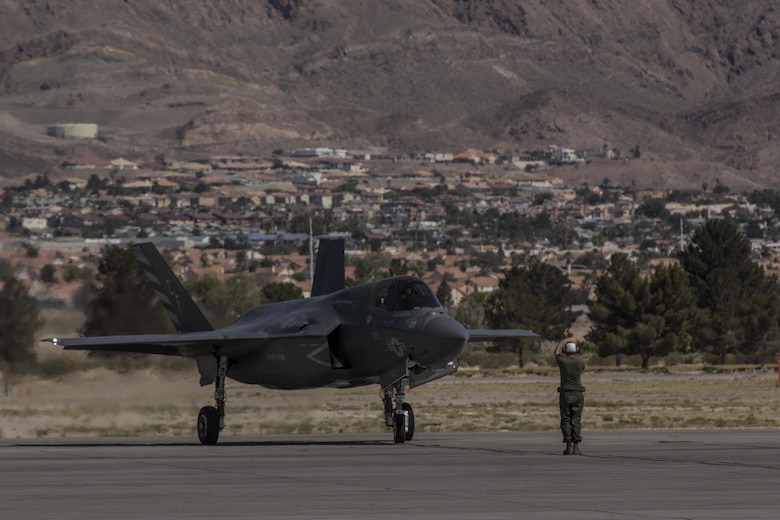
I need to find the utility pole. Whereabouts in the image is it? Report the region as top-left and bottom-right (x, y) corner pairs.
(309, 217), (314, 291)
(679, 218), (684, 251)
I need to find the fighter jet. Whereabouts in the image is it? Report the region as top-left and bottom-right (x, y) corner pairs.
(47, 239), (536, 445)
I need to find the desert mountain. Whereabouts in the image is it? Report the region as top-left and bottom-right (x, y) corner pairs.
(1, 0), (779, 190)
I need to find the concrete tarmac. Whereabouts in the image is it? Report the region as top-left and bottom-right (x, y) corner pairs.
(2, 429), (780, 519)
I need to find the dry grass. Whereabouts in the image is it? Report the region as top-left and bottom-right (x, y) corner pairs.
(2, 364), (779, 440)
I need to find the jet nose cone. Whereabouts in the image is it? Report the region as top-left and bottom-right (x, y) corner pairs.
(422, 315), (469, 360)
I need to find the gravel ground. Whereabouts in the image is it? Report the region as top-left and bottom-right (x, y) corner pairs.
(2, 366), (779, 440)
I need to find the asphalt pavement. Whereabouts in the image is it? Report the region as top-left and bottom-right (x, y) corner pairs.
(2, 429), (779, 519)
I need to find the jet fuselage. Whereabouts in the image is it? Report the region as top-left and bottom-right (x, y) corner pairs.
(224, 276), (468, 389)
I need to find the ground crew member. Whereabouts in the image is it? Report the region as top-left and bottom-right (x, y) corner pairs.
(554, 329), (585, 455)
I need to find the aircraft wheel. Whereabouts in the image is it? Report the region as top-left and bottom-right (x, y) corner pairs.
(197, 406), (220, 445)
(393, 412), (406, 444)
(402, 403), (415, 441)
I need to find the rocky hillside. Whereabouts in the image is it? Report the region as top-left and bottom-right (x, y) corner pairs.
(1, 0), (779, 190)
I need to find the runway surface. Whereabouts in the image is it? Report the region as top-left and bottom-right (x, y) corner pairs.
(2, 429), (780, 519)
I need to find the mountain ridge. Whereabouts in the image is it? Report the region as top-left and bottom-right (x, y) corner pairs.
(1, 0), (779, 190)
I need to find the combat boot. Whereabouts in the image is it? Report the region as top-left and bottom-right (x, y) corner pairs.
(573, 443), (582, 455)
(563, 441), (573, 455)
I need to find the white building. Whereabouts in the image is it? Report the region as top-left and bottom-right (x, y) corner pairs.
(22, 217), (48, 231)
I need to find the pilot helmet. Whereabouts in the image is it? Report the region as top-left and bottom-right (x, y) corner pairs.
(564, 342), (578, 354)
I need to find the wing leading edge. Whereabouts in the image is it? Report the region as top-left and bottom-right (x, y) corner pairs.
(47, 331), (228, 356)
(467, 329), (538, 342)
(46, 331), (330, 357)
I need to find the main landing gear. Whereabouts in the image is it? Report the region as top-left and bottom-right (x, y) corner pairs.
(197, 356), (227, 445)
(382, 375), (415, 444)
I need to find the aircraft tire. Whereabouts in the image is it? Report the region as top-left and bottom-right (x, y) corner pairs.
(393, 412), (406, 444)
(402, 403), (415, 441)
(197, 406), (220, 445)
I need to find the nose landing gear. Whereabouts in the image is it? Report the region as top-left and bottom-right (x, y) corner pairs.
(382, 371), (415, 443)
(394, 402), (415, 443)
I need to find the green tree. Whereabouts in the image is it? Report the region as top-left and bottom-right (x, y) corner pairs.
(63, 264), (91, 283)
(40, 264), (57, 284)
(86, 174), (106, 194)
(388, 258), (410, 276)
(185, 273), (263, 328)
(635, 198), (669, 220)
(81, 246), (174, 337)
(741, 273), (780, 365)
(641, 263), (699, 367)
(436, 278), (453, 309)
(587, 254), (650, 367)
(261, 282), (303, 303)
(469, 250), (505, 271)
(349, 254), (390, 285)
(486, 259), (577, 367)
(451, 292), (489, 330)
(235, 250), (248, 272)
(194, 182), (210, 193)
(0, 278), (43, 366)
(187, 275), (298, 324)
(678, 219), (773, 363)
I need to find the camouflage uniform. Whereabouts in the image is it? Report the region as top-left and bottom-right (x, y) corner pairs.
(556, 353), (585, 445)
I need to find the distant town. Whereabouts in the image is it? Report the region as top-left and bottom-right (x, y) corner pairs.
(2, 143), (778, 314)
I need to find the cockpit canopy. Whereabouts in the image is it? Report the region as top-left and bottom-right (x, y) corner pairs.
(372, 277), (441, 312)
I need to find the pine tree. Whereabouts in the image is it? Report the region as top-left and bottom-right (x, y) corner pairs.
(643, 262), (699, 366)
(487, 259), (577, 366)
(587, 254), (650, 366)
(81, 246), (173, 337)
(678, 219), (774, 363)
(436, 277), (453, 309)
(740, 273), (780, 365)
(0, 277), (43, 366)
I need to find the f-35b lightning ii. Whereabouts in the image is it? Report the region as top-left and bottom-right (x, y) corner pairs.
(47, 239), (536, 444)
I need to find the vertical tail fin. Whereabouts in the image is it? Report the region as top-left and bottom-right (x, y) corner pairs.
(311, 238), (345, 297)
(132, 243), (214, 332)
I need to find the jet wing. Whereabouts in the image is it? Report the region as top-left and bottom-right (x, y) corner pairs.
(467, 329), (538, 342)
(46, 331), (228, 356)
(47, 330), (335, 387)
(45, 330), (329, 358)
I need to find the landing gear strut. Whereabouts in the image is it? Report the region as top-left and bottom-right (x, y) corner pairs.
(197, 356), (227, 445)
(382, 374), (415, 444)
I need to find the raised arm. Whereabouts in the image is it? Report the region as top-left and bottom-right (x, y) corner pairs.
(553, 328), (570, 357)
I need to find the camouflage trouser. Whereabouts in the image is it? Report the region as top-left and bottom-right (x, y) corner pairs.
(559, 390), (584, 443)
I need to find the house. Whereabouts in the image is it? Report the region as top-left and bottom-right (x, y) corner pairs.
(453, 149), (497, 164)
(22, 217), (49, 231)
(66, 156), (111, 169)
(424, 153), (454, 162)
(109, 158), (139, 170)
(466, 276), (500, 294)
(550, 148), (581, 164)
